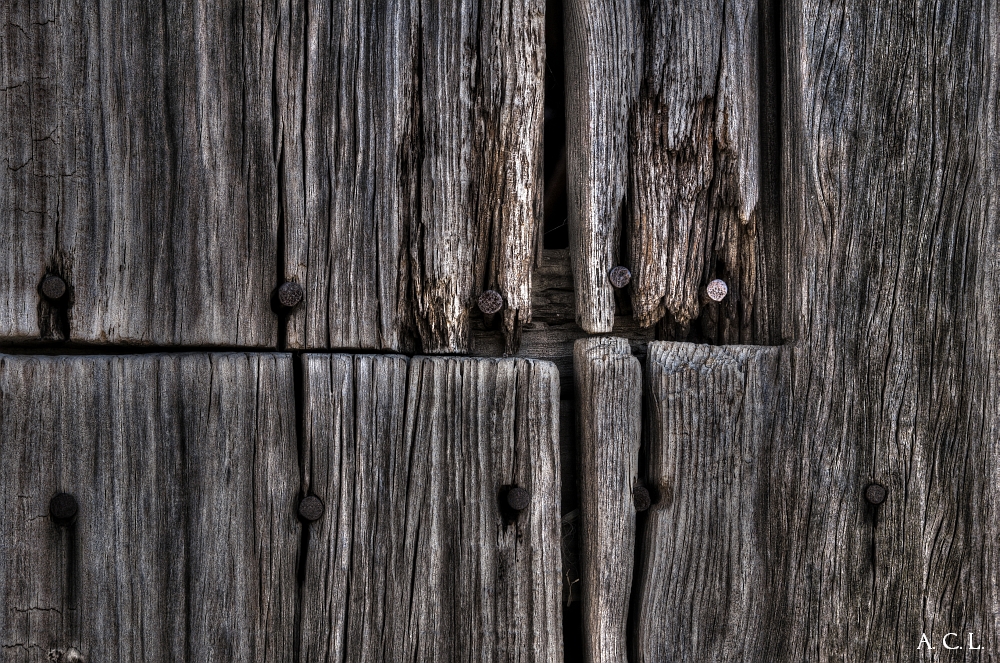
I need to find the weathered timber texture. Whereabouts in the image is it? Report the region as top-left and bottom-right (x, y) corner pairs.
(282, 0), (544, 354)
(563, 1), (775, 343)
(573, 337), (641, 663)
(300, 354), (563, 661)
(633, 342), (783, 662)
(563, 0), (638, 333)
(0, 353), (298, 662)
(774, 0), (1000, 658)
(0, 2), (280, 346)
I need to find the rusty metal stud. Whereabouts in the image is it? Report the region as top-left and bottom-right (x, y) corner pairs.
(506, 486), (531, 512)
(865, 483), (887, 506)
(633, 486), (652, 512)
(478, 290), (504, 315)
(41, 275), (67, 301)
(49, 493), (78, 522)
(278, 282), (304, 308)
(608, 266), (632, 289)
(298, 495), (325, 522)
(705, 279), (728, 302)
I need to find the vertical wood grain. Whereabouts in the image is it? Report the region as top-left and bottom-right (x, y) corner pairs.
(573, 337), (641, 663)
(0, 1), (280, 346)
(300, 354), (563, 662)
(0, 353), (299, 662)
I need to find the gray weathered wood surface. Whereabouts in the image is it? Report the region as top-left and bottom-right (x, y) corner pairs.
(0, 353), (299, 662)
(299, 353), (563, 662)
(573, 337), (641, 663)
(633, 342), (782, 662)
(282, 0), (544, 354)
(563, 0), (773, 343)
(0, 2), (280, 347)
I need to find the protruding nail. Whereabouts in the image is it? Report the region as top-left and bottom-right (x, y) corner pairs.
(49, 493), (78, 522)
(298, 495), (325, 522)
(506, 486), (531, 511)
(609, 266), (632, 289)
(64, 648), (85, 663)
(705, 279), (728, 302)
(865, 483), (887, 506)
(633, 486), (652, 512)
(278, 282), (304, 308)
(478, 290), (504, 315)
(41, 275), (67, 301)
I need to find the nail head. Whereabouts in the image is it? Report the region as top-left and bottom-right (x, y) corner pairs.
(298, 495), (325, 522)
(633, 486), (652, 512)
(609, 266), (632, 289)
(41, 275), (67, 301)
(865, 483), (887, 506)
(49, 493), (78, 522)
(506, 486), (531, 512)
(706, 279), (728, 302)
(278, 282), (304, 308)
(478, 290), (504, 315)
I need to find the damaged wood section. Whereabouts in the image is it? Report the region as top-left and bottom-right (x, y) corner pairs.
(281, 0), (545, 354)
(0, 353), (299, 662)
(299, 353), (563, 662)
(573, 337), (641, 663)
(0, 1), (281, 346)
(563, 0), (775, 342)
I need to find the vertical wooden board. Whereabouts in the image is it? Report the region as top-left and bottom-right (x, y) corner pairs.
(283, 1), (544, 354)
(563, 0), (638, 333)
(0, 1), (279, 346)
(633, 342), (783, 662)
(778, 0), (1000, 658)
(0, 354), (299, 662)
(573, 337), (641, 663)
(300, 354), (562, 662)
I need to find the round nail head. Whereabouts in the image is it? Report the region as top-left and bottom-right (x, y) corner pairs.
(865, 483), (887, 506)
(49, 493), (78, 522)
(478, 290), (504, 315)
(41, 275), (67, 301)
(706, 279), (728, 302)
(609, 266), (632, 289)
(633, 486), (652, 512)
(278, 282), (304, 308)
(507, 486), (531, 512)
(64, 648), (85, 663)
(298, 495), (325, 522)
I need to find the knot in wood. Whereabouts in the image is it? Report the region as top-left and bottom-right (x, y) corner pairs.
(278, 282), (304, 308)
(49, 492), (78, 522)
(41, 275), (67, 301)
(705, 279), (728, 302)
(865, 483), (887, 505)
(608, 266), (632, 289)
(298, 495), (325, 522)
(633, 486), (652, 512)
(478, 290), (504, 315)
(506, 486), (531, 511)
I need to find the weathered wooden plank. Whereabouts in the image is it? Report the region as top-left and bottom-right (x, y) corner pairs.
(633, 341), (783, 662)
(0, 1), (280, 346)
(283, 1), (544, 354)
(0, 353), (298, 662)
(573, 337), (641, 663)
(563, 0), (638, 333)
(300, 354), (563, 661)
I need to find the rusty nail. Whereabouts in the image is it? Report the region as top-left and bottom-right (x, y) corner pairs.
(865, 483), (887, 506)
(41, 275), (67, 301)
(506, 486), (531, 511)
(278, 282), (304, 308)
(609, 266), (632, 289)
(478, 290), (504, 315)
(298, 495), (325, 522)
(49, 493), (78, 522)
(633, 486), (652, 512)
(705, 279), (728, 302)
